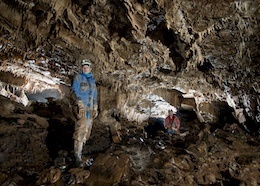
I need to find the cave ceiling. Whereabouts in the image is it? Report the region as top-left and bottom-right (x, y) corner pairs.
(0, 0), (259, 126)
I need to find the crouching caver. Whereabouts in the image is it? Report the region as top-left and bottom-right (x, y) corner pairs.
(164, 110), (180, 135)
(72, 59), (98, 167)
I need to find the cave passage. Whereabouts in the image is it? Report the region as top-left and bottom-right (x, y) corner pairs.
(144, 109), (198, 138)
(46, 118), (74, 160)
(26, 89), (62, 103)
(145, 117), (166, 138)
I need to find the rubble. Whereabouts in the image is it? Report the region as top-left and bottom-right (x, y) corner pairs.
(0, 96), (259, 185)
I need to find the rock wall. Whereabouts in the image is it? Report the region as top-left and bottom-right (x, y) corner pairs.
(0, 0), (259, 130)
(0, 96), (50, 174)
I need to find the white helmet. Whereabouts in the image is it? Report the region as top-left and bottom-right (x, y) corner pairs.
(81, 59), (92, 67)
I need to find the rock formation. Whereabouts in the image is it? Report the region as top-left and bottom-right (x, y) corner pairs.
(0, 0), (259, 128)
(0, 0), (259, 185)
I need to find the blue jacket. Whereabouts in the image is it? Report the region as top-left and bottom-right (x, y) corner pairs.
(72, 72), (98, 117)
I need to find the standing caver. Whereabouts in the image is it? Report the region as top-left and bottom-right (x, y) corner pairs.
(71, 59), (98, 167)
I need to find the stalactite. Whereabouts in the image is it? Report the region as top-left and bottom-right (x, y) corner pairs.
(0, 0), (258, 127)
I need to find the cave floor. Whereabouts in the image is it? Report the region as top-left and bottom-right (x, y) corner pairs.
(0, 97), (259, 185)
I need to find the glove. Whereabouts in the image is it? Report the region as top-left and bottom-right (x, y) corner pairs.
(77, 107), (86, 119)
(77, 100), (85, 109)
(93, 105), (98, 118)
(76, 100), (86, 119)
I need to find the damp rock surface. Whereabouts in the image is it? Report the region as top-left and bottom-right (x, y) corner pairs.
(0, 0), (258, 130)
(0, 96), (259, 185)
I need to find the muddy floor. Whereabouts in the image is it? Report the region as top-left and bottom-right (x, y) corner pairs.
(0, 96), (259, 186)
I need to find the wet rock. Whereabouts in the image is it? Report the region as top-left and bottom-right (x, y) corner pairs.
(0, 92), (260, 186)
(155, 140), (166, 150)
(54, 150), (69, 171)
(3, 102), (15, 115)
(233, 108), (246, 124)
(0, 97), (16, 116)
(17, 118), (26, 125)
(87, 153), (129, 185)
(37, 167), (62, 185)
(185, 175), (195, 185)
(68, 168), (90, 185)
(223, 123), (245, 134)
(0, 173), (8, 185)
(204, 173), (217, 184)
(172, 155), (193, 171)
(112, 135), (121, 144)
(0, 174), (24, 186)
(197, 141), (208, 156)
(110, 121), (122, 143)
(122, 145), (153, 173)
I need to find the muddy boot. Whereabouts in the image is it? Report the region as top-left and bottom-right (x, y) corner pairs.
(74, 140), (84, 168)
